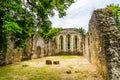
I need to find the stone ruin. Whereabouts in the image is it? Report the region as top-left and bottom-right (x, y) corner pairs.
(56, 28), (82, 55)
(24, 28), (83, 59)
(83, 9), (120, 80)
(0, 8), (119, 80)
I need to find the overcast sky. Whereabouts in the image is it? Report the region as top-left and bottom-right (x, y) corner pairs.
(49, 0), (120, 31)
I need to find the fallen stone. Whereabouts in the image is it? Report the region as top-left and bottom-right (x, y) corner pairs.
(46, 60), (52, 65)
(66, 70), (72, 74)
(53, 61), (59, 65)
(22, 64), (28, 67)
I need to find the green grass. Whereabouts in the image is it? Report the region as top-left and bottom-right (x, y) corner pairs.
(0, 56), (103, 80)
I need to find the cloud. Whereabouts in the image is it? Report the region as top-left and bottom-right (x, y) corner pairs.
(50, 0), (120, 31)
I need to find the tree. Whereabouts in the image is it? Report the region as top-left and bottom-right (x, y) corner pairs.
(0, 0), (24, 50)
(0, 0), (74, 51)
(106, 4), (120, 30)
(25, 0), (74, 31)
(38, 28), (62, 39)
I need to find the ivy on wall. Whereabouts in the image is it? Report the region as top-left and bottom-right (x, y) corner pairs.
(106, 4), (120, 31)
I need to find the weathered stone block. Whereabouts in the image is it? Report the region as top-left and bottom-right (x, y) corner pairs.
(53, 61), (59, 65)
(66, 70), (72, 74)
(46, 60), (52, 65)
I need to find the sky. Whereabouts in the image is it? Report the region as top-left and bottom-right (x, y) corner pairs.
(49, 0), (120, 31)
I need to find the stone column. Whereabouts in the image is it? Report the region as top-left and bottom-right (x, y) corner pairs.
(70, 34), (74, 52)
(66, 35), (68, 51)
(78, 36), (81, 52)
(63, 35), (66, 52)
(57, 36), (60, 53)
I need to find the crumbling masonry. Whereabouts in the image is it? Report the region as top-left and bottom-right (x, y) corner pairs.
(83, 9), (120, 80)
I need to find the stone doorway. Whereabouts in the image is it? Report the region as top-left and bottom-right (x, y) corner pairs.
(36, 46), (41, 58)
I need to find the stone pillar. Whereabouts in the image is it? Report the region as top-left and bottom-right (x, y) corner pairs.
(63, 35), (66, 52)
(56, 36), (60, 53)
(78, 36), (81, 52)
(66, 35), (68, 51)
(70, 34), (74, 52)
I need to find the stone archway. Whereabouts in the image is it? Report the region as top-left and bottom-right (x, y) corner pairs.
(36, 46), (41, 58)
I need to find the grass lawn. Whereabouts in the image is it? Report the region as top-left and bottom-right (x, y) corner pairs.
(0, 56), (103, 80)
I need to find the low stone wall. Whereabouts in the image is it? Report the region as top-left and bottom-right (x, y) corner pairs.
(84, 8), (120, 80)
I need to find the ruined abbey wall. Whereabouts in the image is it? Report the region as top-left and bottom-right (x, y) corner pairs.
(84, 9), (120, 80)
(56, 29), (82, 55)
(25, 34), (56, 59)
(0, 34), (56, 65)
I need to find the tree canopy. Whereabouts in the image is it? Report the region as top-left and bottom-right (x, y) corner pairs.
(0, 0), (74, 51)
(38, 27), (62, 40)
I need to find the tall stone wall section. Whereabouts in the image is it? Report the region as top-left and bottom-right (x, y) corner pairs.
(84, 9), (120, 80)
(56, 29), (82, 55)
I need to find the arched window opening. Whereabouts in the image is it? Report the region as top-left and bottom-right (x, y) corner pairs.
(75, 36), (77, 49)
(67, 34), (70, 49)
(60, 36), (63, 50)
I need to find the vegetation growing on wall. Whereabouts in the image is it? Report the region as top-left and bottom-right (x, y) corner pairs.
(76, 28), (86, 36)
(106, 4), (120, 30)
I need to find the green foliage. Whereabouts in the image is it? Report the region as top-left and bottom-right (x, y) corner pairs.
(46, 28), (62, 39)
(0, 31), (7, 51)
(76, 28), (86, 36)
(38, 28), (62, 40)
(26, 0), (74, 30)
(2, 21), (22, 33)
(0, 0), (74, 51)
(0, 0), (26, 50)
(106, 4), (120, 30)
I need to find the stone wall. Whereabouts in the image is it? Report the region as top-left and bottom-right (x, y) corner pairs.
(25, 34), (56, 59)
(0, 33), (56, 65)
(0, 33), (22, 65)
(84, 8), (120, 80)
